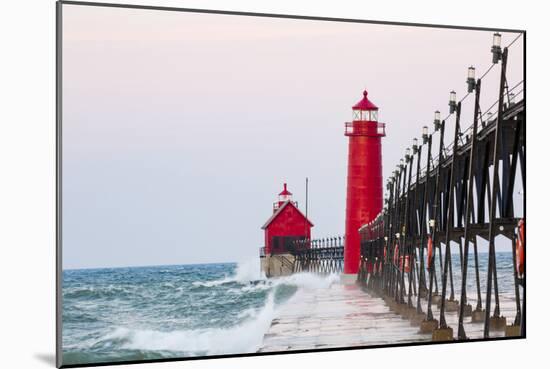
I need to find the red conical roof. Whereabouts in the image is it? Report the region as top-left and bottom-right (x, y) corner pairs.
(352, 90), (378, 111)
(278, 183), (292, 196)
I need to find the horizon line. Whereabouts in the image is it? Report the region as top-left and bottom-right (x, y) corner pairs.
(63, 250), (513, 271)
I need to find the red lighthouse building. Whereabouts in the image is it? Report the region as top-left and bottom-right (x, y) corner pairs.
(261, 183), (313, 255)
(343, 90), (386, 276)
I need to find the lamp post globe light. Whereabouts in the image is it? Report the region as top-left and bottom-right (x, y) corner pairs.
(449, 90), (457, 114)
(405, 148), (411, 162)
(412, 138), (419, 154)
(491, 32), (502, 64)
(434, 110), (441, 131)
(422, 126), (429, 144)
(467, 66), (476, 93)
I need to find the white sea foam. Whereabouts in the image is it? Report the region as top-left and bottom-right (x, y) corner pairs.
(233, 259), (267, 283)
(102, 292), (277, 355)
(271, 272), (340, 290)
(192, 260), (267, 287)
(240, 283), (273, 293)
(96, 266), (339, 356)
(193, 260), (339, 292)
(225, 272), (339, 294)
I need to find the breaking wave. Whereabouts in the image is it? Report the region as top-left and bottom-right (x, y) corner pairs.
(91, 268), (338, 356)
(192, 259), (267, 287)
(95, 293), (277, 356)
(194, 259), (339, 292)
(62, 260), (341, 365)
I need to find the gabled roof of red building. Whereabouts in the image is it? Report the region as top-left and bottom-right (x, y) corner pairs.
(261, 200), (314, 230)
(352, 90), (378, 111)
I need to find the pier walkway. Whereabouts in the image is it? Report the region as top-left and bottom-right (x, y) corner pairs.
(259, 281), (516, 352)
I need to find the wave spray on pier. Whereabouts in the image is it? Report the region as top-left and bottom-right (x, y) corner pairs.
(62, 260), (339, 365)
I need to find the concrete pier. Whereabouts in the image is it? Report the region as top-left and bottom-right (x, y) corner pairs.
(261, 254), (295, 278)
(259, 281), (519, 352)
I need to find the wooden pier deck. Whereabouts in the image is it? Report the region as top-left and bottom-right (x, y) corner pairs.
(259, 281), (518, 352)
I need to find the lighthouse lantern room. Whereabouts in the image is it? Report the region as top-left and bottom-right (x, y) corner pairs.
(273, 183), (294, 211)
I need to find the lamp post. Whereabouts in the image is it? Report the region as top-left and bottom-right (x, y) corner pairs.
(491, 32), (502, 64)
(422, 126), (429, 144)
(449, 91), (457, 114)
(434, 110), (441, 131)
(412, 138), (419, 154)
(509, 92), (516, 105)
(405, 148), (411, 162)
(467, 66), (476, 93)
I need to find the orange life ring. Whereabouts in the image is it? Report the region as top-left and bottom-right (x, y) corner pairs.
(399, 255), (411, 273)
(427, 236), (433, 268)
(516, 219), (525, 276)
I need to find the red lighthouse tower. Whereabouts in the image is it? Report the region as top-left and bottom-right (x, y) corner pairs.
(343, 90), (386, 276)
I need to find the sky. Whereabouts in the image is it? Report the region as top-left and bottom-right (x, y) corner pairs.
(61, 4), (524, 269)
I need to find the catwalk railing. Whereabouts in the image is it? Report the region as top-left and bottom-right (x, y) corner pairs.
(291, 237), (344, 274)
(358, 44), (525, 341)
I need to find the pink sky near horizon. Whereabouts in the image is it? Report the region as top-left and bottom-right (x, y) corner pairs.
(61, 4), (524, 269)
